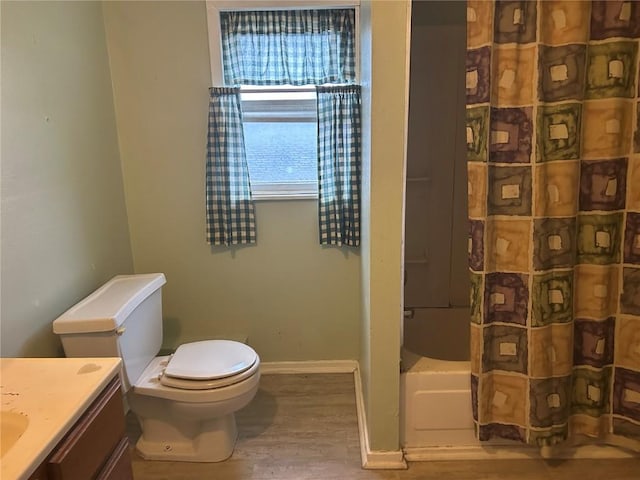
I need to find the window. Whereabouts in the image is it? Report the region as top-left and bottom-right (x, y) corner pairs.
(206, 1), (359, 200)
(240, 86), (318, 198)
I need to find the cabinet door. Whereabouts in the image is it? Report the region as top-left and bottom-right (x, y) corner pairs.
(47, 378), (125, 480)
(95, 437), (134, 480)
(27, 462), (48, 480)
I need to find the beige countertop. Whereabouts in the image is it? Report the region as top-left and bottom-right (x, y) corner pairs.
(0, 357), (122, 480)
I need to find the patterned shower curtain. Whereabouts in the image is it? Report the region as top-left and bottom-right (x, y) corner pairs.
(467, 0), (640, 447)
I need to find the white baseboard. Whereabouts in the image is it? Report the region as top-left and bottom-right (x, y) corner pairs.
(260, 360), (358, 374)
(404, 443), (638, 462)
(353, 366), (408, 470)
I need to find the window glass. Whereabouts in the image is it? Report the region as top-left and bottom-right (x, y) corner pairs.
(240, 87), (318, 196)
(243, 122), (316, 184)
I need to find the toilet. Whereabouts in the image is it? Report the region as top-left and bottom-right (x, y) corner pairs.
(52, 273), (260, 462)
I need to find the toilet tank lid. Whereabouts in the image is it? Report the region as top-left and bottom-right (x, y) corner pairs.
(53, 273), (167, 334)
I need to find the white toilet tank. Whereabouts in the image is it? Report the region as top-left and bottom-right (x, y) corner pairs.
(53, 273), (167, 391)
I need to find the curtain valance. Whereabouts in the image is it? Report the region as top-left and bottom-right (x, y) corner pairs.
(220, 9), (356, 86)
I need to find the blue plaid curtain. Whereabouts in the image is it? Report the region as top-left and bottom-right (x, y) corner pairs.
(316, 85), (361, 246)
(220, 9), (356, 86)
(206, 87), (256, 246)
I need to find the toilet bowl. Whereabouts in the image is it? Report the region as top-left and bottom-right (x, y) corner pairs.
(52, 273), (260, 462)
(130, 340), (260, 461)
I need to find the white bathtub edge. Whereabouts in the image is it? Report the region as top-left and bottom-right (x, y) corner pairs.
(400, 348), (640, 459)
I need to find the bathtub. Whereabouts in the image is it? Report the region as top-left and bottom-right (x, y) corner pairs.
(400, 307), (637, 460)
(400, 307), (480, 451)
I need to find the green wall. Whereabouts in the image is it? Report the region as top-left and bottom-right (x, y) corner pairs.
(1, 2), (412, 454)
(102, 1), (362, 361)
(360, 0), (411, 452)
(1, 1), (133, 357)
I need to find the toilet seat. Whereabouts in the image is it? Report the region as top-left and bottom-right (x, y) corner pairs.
(164, 340), (257, 380)
(159, 340), (258, 390)
(160, 360), (258, 390)
(134, 354), (260, 402)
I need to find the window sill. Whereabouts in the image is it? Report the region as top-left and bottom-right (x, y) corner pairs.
(251, 183), (318, 201)
(252, 191), (318, 201)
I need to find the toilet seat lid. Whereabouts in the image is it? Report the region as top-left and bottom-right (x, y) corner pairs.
(163, 340), (257, 381)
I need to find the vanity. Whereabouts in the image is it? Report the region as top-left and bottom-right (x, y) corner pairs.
(0, 358), (133, 480)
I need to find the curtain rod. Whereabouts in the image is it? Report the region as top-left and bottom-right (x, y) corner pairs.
(240, 86), (339, 94)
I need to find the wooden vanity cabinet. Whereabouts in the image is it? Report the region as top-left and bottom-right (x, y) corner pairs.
(28, 376), (133, 480)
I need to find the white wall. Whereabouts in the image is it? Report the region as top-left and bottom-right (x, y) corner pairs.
(1, 1), (134, 357)
(102, 1), (362, 361)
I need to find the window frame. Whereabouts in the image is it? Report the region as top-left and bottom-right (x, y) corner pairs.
(205, 0), (360, 200)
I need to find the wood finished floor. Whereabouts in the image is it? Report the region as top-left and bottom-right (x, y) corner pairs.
(127, 373), (639, 479)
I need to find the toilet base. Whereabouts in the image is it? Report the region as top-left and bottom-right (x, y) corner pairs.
(135, 413), (238, 462)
